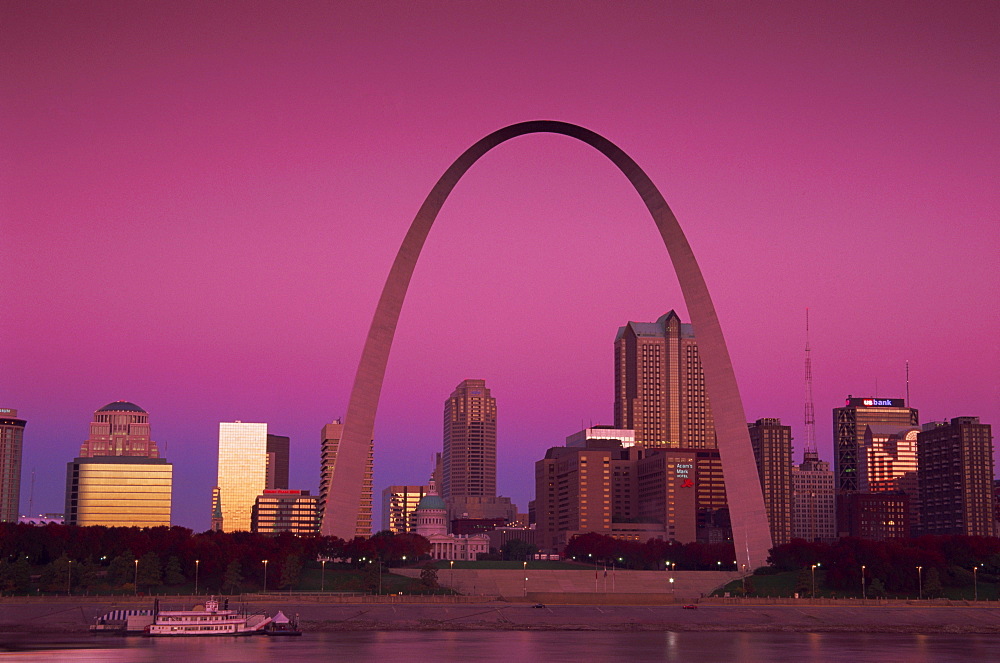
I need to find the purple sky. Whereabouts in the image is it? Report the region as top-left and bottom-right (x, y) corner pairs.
(3, 1), (998, 531)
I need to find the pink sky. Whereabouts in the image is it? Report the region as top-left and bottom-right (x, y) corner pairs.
(3, 1), (997, 531)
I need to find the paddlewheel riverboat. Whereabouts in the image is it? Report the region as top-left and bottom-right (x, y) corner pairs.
(146, 597), (272, 636)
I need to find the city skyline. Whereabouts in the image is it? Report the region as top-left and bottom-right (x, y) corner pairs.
(3, 2), (997, 530)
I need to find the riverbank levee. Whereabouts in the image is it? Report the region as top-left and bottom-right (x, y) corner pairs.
(3, 596), (1000, 636)
(390, 568), (740, 599)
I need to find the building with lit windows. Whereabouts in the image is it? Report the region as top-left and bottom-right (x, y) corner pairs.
(0, 408), (25, 523)
(918, 417), (995, 536)
(251, 489), (319, 535)
(834, 397), (918, 494)
(837, 491), (909, 540)
(443, 380), (517, 524)
(614, 311), (716, 449)
(80, 401), (159, 458)
(636, 447), (698, 543)
(444, 379), (496, 501)
(65, 456), (172, 526)
(320, 419), (373, 537)
(748, 418), (793, 546)
(381, 484), (429, 533)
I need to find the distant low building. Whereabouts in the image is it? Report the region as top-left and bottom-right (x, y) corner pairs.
(837, 491), (909, 541)
(251, 489), (319, 535)
(413, 492), (488, 561)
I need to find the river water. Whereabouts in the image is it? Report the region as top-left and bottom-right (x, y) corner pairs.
(2, 631), (997, 662)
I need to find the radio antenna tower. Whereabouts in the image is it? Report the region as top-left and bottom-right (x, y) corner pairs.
(803, 308), (817, 458)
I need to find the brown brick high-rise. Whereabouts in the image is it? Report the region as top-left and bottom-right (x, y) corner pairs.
(615, 311), (716, 449)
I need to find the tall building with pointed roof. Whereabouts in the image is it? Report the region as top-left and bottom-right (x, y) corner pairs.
(614, 311), (716, 448)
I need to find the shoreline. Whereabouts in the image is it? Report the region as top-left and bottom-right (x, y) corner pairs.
(3, 599), (1000, 635)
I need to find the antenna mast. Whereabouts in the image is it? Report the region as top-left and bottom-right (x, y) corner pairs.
(906, 360), (910, 406)
(804, 308), (817, 457)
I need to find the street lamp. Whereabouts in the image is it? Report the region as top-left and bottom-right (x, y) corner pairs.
(321, 559), (327, 592)
(861, 565), (866, 600)
(262, 559), (269, 593)
(916, 566), (923, 599)
(974, 565), (980, 601)
(449, 560), (454, 589)
(811, 564), (818, 598)
(134, 559), (139, 595)
(669, 577), (675, 595)
(194, 560), (200, 596)
(67, 560), (72, 596)
(523, 561), (527, 597)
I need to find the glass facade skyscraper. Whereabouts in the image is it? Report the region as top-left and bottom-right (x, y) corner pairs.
(65, 456), (172, 526)
(216, 421), (268, 532)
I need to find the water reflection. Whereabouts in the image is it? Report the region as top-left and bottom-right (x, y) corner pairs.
(2, 631), (996, 662)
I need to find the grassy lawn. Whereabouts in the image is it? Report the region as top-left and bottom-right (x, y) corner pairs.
(713, 569), (1000, 600)
(418, 560), (588, 570)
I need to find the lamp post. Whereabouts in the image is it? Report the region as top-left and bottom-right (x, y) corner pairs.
(811, 564), (818, 598)
(916, 566), (923, 600)
(194, 559), (200, 596)
(134, 559), (139, 595)
(67, 560), (72, 596)
(861, 565), (866, 600)
(974, 565), (979, 601)
(523, 561), (527, 597)
(262, 559), (269, 593)
(450, 560), (454, 589)
(321, 559), (327, 592)
(669, 577), (675, 595)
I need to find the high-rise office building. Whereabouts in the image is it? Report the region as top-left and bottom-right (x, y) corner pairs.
(216, 421), (268, 532)
(791, 450), (836, 542)
(748, 418), (793, 546)
(80, 401), (159, 458)
(266, 434), (290, 490)
(252, 489), (320, 535)
(834, 397), (918, 494)
(614, 311), (715, 448)
(65, 402), (172, 526)
(320, 419), (373, 538)
(0, 408), (25, 523)
(443, 379), (497, 499)
(918, 417), (996, 536)
(381, 485), (429, 533)
(442, 380), (518, 525)
(65, 456), (172, 526)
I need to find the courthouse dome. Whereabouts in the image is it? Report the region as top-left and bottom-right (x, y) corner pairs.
(97, 401), (147, 413)
(416, 495), (446, 511)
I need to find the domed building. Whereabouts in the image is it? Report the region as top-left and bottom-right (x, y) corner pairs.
(80, 401), (159, 458)
(65, 401), (172, 527)
(413, 491), (489, 561)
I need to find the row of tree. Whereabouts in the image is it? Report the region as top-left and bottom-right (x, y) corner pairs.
(0, 523), (431, 594)
(766, 535), (1000, 595)
(564, 532), (741, 570)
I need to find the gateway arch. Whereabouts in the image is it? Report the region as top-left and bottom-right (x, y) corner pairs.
(322, 120), (773, 571)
